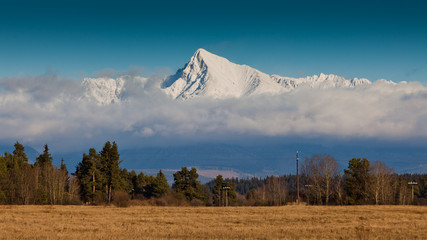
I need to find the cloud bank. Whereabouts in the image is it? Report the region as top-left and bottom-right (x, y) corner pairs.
(1, 73), (427, 151)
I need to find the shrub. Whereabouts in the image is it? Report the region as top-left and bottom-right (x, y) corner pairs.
(113, 190), (131, 207)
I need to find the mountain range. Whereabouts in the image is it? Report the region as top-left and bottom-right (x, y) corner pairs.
(162, 48), (371, 100)
(82, 48), (374, 104)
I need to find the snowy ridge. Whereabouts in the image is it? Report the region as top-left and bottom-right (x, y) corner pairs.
(162, 49), (284, 100)
(81, 49), (374, 103)
(272, 73), (371, 89)
(81, 77), (125, 105)
(162, 49), (372, 100)
(80, 75), (148, 105)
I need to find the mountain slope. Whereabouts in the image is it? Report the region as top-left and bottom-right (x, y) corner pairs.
(162, 49), (285, 100)
(81, 77), (125, 105)
(80, 75), (147, 105)
(162, 49), (372, 100)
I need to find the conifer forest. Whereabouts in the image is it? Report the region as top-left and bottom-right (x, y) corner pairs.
(1, 141), (425, 206)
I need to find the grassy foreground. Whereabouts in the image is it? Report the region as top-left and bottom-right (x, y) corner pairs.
(0, 205), (425, 239)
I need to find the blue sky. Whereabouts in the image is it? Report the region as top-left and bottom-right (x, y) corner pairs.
(1, 0), (426, 83)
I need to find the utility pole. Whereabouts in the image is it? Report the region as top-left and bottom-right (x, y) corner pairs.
(296, 151), (300, 204)
(223, 186), (231, 207)
(92, 170), (95, 194)
(408, 182), (418, 203)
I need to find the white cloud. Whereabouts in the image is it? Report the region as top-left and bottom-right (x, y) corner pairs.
(1, 73), (427, 151)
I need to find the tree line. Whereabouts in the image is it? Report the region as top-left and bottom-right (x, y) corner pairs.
(0, 142), (425, 206)
(0, 142), (78, 204)
(220, 155), (426, 206)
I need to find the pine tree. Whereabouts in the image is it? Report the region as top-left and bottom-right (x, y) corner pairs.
(13, 141), (28, 165)
(344, 158), (371, 204)
(76, 148), (104, 203)
(119, 168), (133, 193)
(135, 172), (147, 196)
(60, 159), (68, 175)
(0, 155), (7, 203)
(34, 145), (53, 204)
(173, 167), (205, 202)
(4, 152), (18, 170)
(35, 144), (53, 168)
(151, 170), (169, 198)
(128, 170), (137, 192)
(99, 141), (122, 204)
(213, 175), (224, 206)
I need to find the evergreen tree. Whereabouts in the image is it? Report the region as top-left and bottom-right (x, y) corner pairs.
(34, 145), (54, 204)
(135, 172), (147, 196)
(151, 170), (169, 198)
(13, 141), (28, 165)
(0, 155), (7, 203)
(173, 167), (186, 193)
(60, 159), (68, 175)
(119, 168), (134, 193)
(212, 175), (224, 206)
(76, 148), (104, 203)
(2, 153), (18, 203)
(99, 141), (122, 204)
(144, 175), (156, 198)
(35, 144), (53, 168)
(344, 158), (371, 204)
(128, 170), (137, 190)
(173, 167), (205, 202)
(4, 152), (18, 170)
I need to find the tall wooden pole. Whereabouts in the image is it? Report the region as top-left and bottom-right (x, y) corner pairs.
(408, 182), (418, 203)
(92, 171), (95, 194)
(297, 151), (300, 204)
(225, 189), (228, 207)
(222, 186), (231, 207)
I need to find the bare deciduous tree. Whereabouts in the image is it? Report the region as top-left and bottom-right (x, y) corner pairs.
(371, 161), (394, 205)
(265, 176), (287, 206)
(302, 154), (339, 205)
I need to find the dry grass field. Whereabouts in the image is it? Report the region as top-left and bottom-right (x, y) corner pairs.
(0, 205), (425, 239)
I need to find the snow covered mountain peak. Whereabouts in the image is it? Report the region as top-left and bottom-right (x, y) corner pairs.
(162, 49), (285, 100)
(162, 49), (372, 100)
(80, 49), (373, 103)
(193, 48), (219, 60)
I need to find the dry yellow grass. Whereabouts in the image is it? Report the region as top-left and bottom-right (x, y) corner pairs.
(0, 205), (425, 239)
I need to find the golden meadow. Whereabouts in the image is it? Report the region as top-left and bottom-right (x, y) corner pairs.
(0, 205), (425, 239)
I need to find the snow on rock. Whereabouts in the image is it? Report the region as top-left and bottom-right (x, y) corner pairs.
(272, 73), (371, 89)
(163, 48), (372, 100)
(162, 48), (285, 100)
(81, 49), (375, 103)
(81, 76), (125, 105)
(81, 75), (149, 105)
